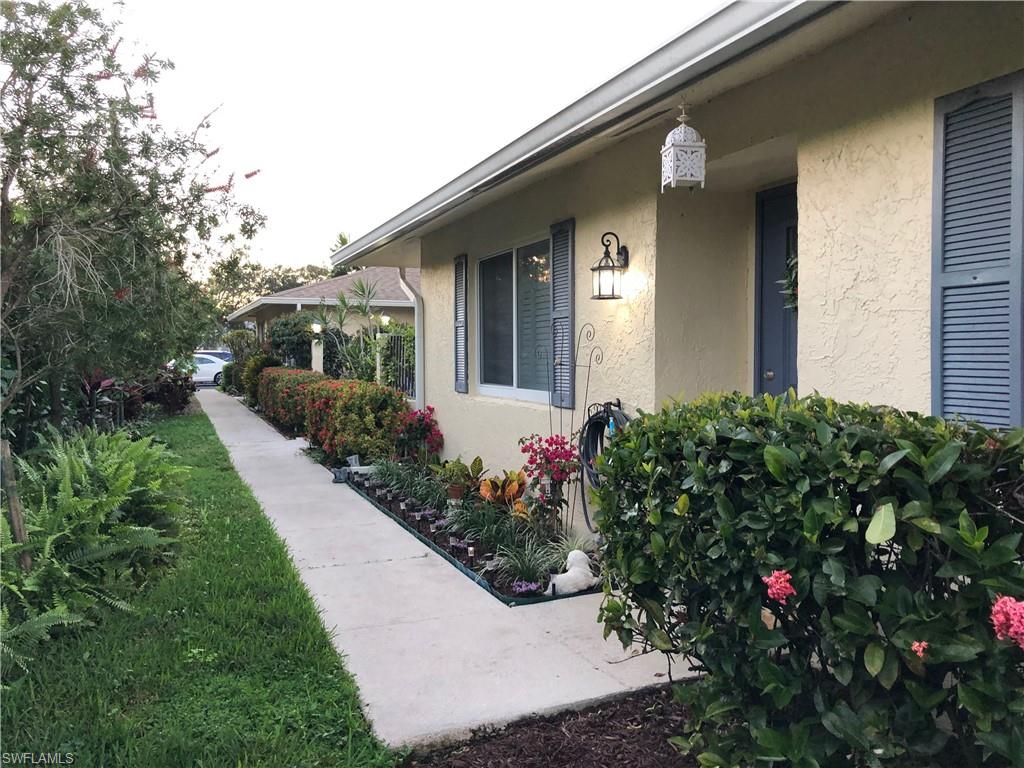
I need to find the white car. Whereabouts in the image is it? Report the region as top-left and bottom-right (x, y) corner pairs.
(191, 353), (227, 386)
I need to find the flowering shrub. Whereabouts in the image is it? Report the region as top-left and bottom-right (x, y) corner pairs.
(518, 433), (580, 537)
(395, 406), (443, 464)
(519, 433), (579, 484)
(597, 391), (1024, 767)
(257, 368), (326, 431)
(304, 379), (408, 463)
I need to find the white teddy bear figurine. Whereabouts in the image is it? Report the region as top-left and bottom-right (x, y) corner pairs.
(544, 549), (600, 596)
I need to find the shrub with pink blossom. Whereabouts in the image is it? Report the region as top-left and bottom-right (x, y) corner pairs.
(395, 406), (443, 465)
(518, 433), (581, 537)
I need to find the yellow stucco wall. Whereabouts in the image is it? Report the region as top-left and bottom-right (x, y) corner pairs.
(676, 0), (1023, 411)
(419, 131), (660, 471)
(405, 1), (1022, 472)
(654, 188), (755, 404)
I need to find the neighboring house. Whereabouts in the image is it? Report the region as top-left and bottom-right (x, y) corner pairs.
(331, 1), (1024, 472)
(226, 267), (419, 341)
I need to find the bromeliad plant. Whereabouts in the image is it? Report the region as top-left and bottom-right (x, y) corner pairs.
(597, 391), (1024, 768)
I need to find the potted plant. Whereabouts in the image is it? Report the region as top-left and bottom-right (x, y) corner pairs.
(432, 456), (485, 500)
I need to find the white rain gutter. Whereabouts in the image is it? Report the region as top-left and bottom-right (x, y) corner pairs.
(225, 295), (412, 323)
(331, 0), (838, 267)
(397, 268), (425, 410)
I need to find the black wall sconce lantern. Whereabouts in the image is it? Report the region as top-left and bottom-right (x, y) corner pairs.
(591, 231), (629, 300)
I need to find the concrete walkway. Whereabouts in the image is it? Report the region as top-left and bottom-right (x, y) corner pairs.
(197, 389), (679, 747)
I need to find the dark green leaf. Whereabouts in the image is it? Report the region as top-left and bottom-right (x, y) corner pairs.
(846, 575), (882, 606)
(906, 681), (949, 710)
(864, 643), (885, 677)
(878, 448), (910, 474)
(648, 628), (674, 651)
(923, 442), (962, 485)
(764, 445), (798, 480)
(909, 517), (941, 534)
(877, 648), (900, 690)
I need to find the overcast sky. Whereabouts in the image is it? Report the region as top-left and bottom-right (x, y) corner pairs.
(106, 0), (725, 269)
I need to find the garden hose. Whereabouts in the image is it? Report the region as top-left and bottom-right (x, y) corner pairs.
(578, 399), (630, 532)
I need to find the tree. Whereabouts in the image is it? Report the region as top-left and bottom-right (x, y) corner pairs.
(331, 232), (349, 253)
(329, 231), (365, 277)
(203, 247), (330, 320)
(0, 0), (264, 429)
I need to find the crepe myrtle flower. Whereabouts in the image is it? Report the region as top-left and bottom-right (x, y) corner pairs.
(762, 569), (796, 605)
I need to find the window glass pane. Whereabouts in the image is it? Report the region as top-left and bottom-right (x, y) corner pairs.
(480, 253), (514, 386)
(516, 241), (551, 391)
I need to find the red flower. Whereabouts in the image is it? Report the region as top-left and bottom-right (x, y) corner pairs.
(911, 640), (928, 659)
(762, 569), (796, 605)
(992, 596), (1024, 650)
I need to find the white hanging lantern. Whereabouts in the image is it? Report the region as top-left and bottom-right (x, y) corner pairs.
(661, 106), (706, 192)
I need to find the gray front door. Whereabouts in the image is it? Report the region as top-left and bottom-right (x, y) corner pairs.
(756, 184), (798, 396)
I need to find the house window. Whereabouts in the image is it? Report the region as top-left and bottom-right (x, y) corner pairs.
(478, 240), (552, 397)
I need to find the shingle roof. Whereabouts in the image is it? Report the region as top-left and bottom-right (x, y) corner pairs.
(269, 267), (419, 303)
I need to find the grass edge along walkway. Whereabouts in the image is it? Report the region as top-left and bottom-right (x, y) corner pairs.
(1, 410), (396, 768)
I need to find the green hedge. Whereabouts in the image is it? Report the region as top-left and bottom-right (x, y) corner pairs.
(219, 362), (236, 393)
(241, 352), (280, 406)
(257, 368), (326, 432)
(597, 391), (1024, 767)
(304, 379), (408, 463)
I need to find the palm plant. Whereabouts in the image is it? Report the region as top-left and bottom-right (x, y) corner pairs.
(315, 278), (384, 380)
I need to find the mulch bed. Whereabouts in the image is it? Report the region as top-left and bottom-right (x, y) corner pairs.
(403, 687), (694, 768)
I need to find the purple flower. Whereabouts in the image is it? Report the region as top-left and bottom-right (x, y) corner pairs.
(511, 580), (541, 595)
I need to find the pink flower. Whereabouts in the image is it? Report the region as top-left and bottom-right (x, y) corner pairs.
(762, 569), (796, 605)
(991, 596), (1024, 650)
(911, 640), (928, 659)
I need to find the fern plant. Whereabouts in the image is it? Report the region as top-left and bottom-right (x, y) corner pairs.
(1, 427), (182, 678)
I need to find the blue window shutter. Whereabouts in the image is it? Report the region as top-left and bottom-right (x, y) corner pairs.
(454, 254), (468, 393)
(933, 70), (1023, 427)
(550, 219), (575, 409)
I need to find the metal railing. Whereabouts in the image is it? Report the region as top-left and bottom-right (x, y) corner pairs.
(376, 332), (415, 398)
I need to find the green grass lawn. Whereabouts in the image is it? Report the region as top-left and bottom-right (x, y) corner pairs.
(1, 411), (396, 768)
